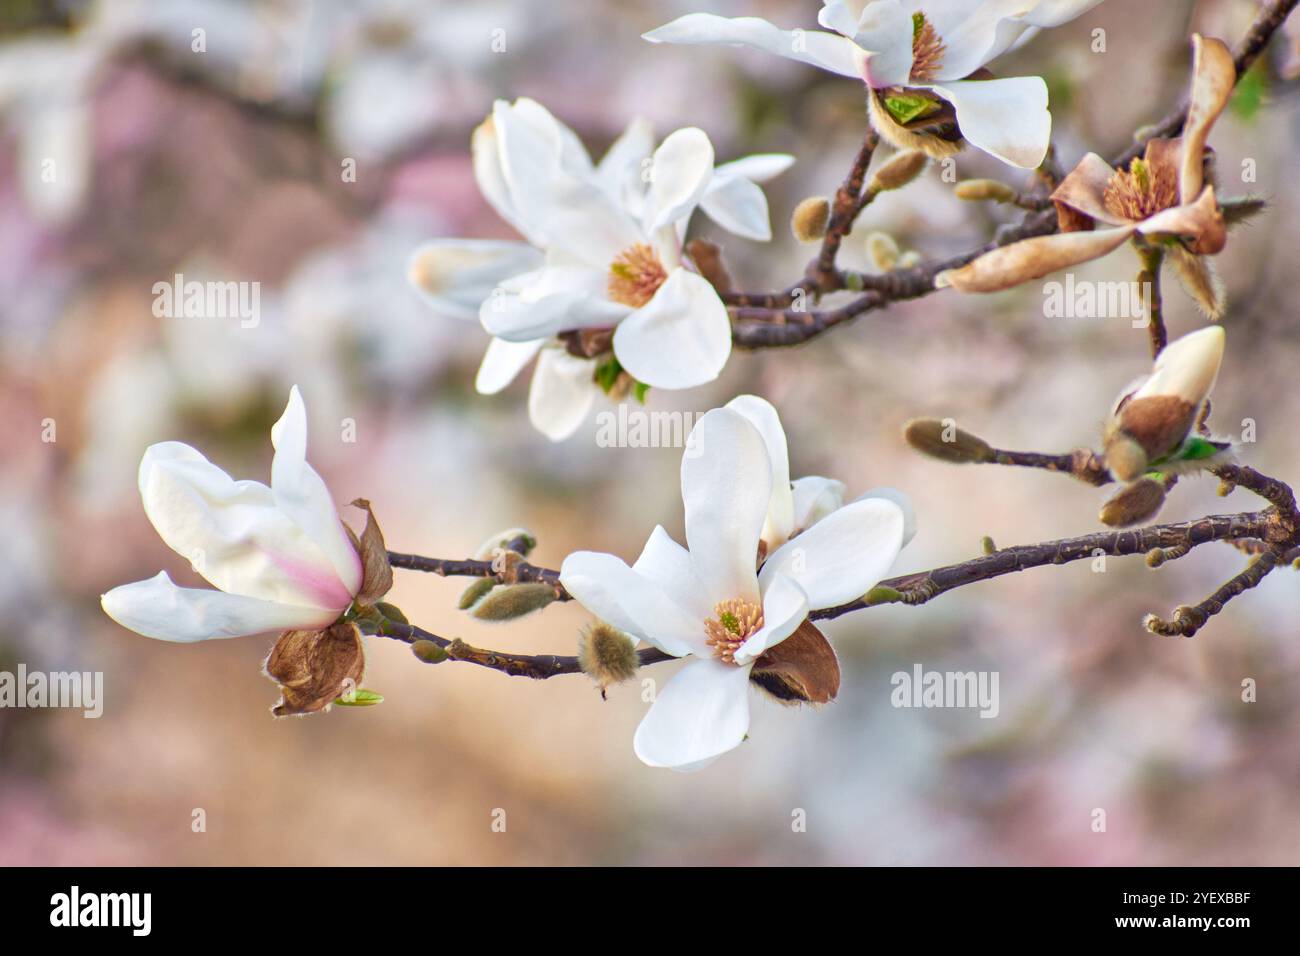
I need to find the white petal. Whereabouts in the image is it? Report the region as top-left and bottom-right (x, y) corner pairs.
(632, 525), (712, 623)
(270, 387), (364, 598)
(633, 657), (753, 769)
(791, 476), (847, 533)
(1021, 0), (1106, 28)
(407, 239), (542, 321)
(712, 153), (795, 183)
(819, 0), (867, 38)
(479, 266), (629, 341)
(560, 550), (705, 657)
(612, 269), (731, 389)
(472, 115), (536, 244)
(854, 486), (917, 548)
(643, 127), (715, 232)
(527, 348), (598, 441)
(699, 174), (774, 241)
(760, 496), (905, 610)
(643, 14), (863, 78)
(921, 76), (1050, 169)
(1133, 326), (1225, 407)
(924, 0), (1039, 80)
(735, 572), (809, 665)
(492, 100), (640, 267)
(475, 336), (544, 395)
(851, 0), (914, 87)
(102, 571), (336, 643)
(138, 441), (354, 611)
(595, 116), (655, 202)
(724, 395), (794, 548)
(680, 408), (770, 605)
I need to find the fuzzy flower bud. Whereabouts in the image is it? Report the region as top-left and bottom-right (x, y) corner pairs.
(470, 582), (558, 621)
(1099, 477), (1167, 527)
(578, 622), (640, 693)
(903, 418), (994, 464)
(791, 197), (831, 242)
(867, 232), (900, 271)
(955, 179), (1017, 203)
(869, 150), (928, 192)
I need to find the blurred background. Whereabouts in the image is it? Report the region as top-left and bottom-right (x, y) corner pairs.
(2, 0), (1298, 866)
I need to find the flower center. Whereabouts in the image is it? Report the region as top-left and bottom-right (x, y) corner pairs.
(910, 12), (945, 83)
(608, 243), (668, 308)
(1103, 156), (1179, 221)
(704, 598), (764, 665)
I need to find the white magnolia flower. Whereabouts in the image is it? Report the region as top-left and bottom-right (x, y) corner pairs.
(644, 0), (1105, 169)
(560, 396), (913, 770)
(409, 98), (792, 441)
(101, 387), (365, 643)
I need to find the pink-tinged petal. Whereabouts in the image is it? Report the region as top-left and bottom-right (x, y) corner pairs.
(138, 440), (354, 611)
(725, 395), (794, 548)
(612, 269), (731, 389)
(735, 572), (809, 665)
(643, 14), (862, 78)
(1052, 152), (1129, 226)
(560, 549), (705, 658)
(1181, 34), (1235, 203)
(633, 657), (754, 770)
(680, 408), (770, 605)
(936, 224), (1135, 292)
(760, 496), (905, 610)
(1137, 186), (1226, 255)
(850, 1), (914, 87)
(102, 571), (337, 643)
(270, 386), (363, 598)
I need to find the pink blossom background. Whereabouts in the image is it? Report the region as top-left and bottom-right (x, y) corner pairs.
(2, 0), (1299, 865)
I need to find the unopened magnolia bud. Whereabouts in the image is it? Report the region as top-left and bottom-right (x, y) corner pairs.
(955, 179), (1017, 203)
(470, 582), (557, 621)
(1099, 477), (1166, 527)
(980, 536), (997, 555)
(374, 602), (407, 625)
(896, 250), (922, 269)
(863, 585), (903, 606)
(1103, 433), (1150, 483)
(411, 640), (449, 664)
(458, 577), (496, 610)
(867, 232), (900, 271)
(903, 418), (994, 464)
(791, 197), (831, 242)
(869, 150), (927, 191)
(578, 622), (640, 692)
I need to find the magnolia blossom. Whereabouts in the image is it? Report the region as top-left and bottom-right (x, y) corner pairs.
(1104, 326), (1227, 481)
(560, 396), (913, 770)
(939, 34), (1234, 315)
(101, 387), (366, 643)
(644, 0), (1105, 168)
(410, 97), (791, 441)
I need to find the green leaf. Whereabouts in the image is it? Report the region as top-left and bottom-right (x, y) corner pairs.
(1230, 64), (1267, 122)
(593, 356), (623, 395)
(1176, 435), (1228, 462)
(334, 688), (384, 707)
(884, 92), (940, 126)
(634, 381), (651, 404)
